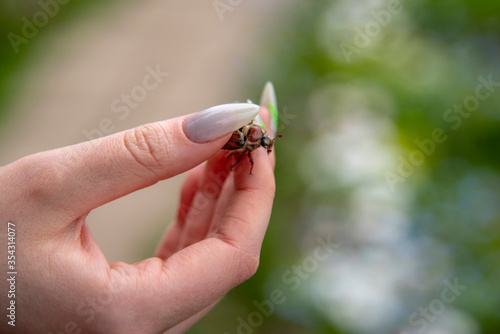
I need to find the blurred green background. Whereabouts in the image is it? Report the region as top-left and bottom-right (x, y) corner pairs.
(1, 0), (500, 333)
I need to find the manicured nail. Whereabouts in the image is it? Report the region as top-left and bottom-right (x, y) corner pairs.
(259, 81), (277, 109)
(183, 103), (260, 143)
(259, 81), (278, 137)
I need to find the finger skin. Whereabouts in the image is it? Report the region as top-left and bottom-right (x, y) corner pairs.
(176, 151), (231, 249)
(163, 302), (219, 334)
(155, 164), (204, 260)
(108, 146), (275, 333)
(156, 105), (275, 259)
(1, 116), (231, 233)
(0, 106), (277, 333)
(115, 106), (277, 333)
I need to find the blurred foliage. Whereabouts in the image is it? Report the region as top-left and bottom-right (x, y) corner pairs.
(192, 0), (500, 333)
(0, 0), (111, 122)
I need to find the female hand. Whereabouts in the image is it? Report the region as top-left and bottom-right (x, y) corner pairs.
(0, 92), (277, 333)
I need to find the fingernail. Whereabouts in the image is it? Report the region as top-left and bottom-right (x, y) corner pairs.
(183, 103), (260, 143)
(259, 81), (277, 110)
(259, 81), (278, 137)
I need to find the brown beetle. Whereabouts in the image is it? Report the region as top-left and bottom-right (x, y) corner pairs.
(224, 82), (281, 173)
(223, 117), (281, 174)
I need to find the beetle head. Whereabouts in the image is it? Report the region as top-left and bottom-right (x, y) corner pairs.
(261, 134), (283, 154)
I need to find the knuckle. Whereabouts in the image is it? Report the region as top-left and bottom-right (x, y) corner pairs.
(122, 123), (170, 177)
(217, 214), (263, 283)
(237, 252), (260, 283)
(266, 178), (276, 196)
(10, 153), (66, 203)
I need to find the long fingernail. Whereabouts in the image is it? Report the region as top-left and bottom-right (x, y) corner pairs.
(183, 103), (260, 143)
(259, 81), (278, 137)
(259, 81), (277, 110)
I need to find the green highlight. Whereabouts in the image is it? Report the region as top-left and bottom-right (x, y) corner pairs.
(269, 103), (278, 130)
(255, 114), (266, 130)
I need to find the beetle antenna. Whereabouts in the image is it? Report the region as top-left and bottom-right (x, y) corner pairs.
(267, 134), (284, 154)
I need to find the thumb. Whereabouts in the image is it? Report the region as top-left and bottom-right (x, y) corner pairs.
(9, 103), (259, 220)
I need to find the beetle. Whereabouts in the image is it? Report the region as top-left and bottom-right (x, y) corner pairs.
(223, 113), (282, 174)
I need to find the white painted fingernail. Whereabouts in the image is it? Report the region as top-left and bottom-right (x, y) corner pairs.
(183, 103), (260, 143)
(259, 81), (279, 137)
(259, 81), (277, 110)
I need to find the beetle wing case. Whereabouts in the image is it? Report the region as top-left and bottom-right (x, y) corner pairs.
(222, 129), (245, 150)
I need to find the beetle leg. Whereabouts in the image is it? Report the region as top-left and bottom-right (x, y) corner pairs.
(229, 150), (254, 174)
(248, 151), (254, 174)
(230, 150), (248, 171)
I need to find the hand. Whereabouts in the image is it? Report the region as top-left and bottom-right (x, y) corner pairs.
(0, 100), (276, 333)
